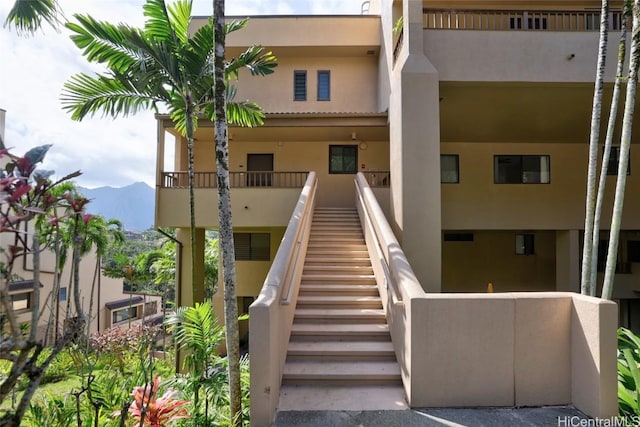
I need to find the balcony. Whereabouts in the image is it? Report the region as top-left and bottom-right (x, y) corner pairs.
(156, 171), (310, 228)
(161, 171), (309, 189)
(421, 8), (623, 82)
(423, 8), (624, 32)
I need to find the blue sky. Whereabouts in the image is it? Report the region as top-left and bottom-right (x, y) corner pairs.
(0, 0), (366, 188)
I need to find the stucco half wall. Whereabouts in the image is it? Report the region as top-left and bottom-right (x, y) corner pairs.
(398, 292), (617, 419)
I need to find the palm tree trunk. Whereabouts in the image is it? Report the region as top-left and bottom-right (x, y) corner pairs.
(213, 1), (242, 425)
(185, 96), (202, 304)
(581, 0), (609, 295)
(590, 2), (629, 296)
(602, 0), (640, 300)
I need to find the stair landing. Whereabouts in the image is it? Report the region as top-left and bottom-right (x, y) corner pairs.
(277, 207), (407, 412)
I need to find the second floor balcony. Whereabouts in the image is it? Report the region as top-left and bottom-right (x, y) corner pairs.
(419, 7), (624, 82)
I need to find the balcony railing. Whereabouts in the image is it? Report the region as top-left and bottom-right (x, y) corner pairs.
(423, 8), (624, 32)
(161, 171), (309, 189)
(361, 171), (390, 188)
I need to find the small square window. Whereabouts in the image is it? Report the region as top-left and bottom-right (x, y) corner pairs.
(606, 146), (630, 176)
(234, 233), (271, 261)
(515, 233), (535, 255)
(329, 145), (358, 174)
(294, 70), (307, 101)
(59, 287), (67, 302)
(441, 154), (459, 183)
(317, 70), (330, 101)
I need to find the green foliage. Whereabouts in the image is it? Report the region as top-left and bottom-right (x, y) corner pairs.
(619, 327), (640, 417)
(4, 0), (62, 36)
(62, 0), (277, 133)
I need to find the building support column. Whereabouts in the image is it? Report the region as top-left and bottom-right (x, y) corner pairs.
(389, 0), (441, 292)
(176, 227), (205, 307)
(556, 230), (580, 293)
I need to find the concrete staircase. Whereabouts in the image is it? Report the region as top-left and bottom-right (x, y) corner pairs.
(277, 207), (406, 412)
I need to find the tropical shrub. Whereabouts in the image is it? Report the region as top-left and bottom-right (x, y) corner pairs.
(618, 327), (640, 417)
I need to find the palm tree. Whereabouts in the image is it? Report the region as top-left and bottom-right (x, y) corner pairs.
(581, 0), (610, 295)
(4, 0), (62, 35)
(213, 0), (241, 424)
(61, 0), (275, 305)
(165, 301), (225, 418)
(602, 0), (640, 300)
(589, 1), (631, 296)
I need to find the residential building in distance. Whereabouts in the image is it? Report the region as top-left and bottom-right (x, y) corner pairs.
(0, 109), (162, 341)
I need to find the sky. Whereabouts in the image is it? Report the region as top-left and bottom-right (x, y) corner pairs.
(0, 0), (367, 189)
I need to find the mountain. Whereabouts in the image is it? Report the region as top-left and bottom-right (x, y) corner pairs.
(79, 182), (155, 231)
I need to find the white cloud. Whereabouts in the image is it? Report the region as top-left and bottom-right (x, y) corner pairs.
(0, 0), (366, 189)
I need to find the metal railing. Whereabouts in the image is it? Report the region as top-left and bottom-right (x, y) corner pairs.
(424, 8), (624, 32)
(361, 171), (390, 188)
(161, 171), (309, 189)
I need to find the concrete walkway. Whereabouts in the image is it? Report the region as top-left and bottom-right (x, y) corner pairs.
(273, 406), (590, 426)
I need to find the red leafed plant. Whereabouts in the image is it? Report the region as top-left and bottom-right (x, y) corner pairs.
(127, 376), (189, 426)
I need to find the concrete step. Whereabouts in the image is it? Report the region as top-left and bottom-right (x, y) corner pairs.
(302, 273), (376, 282)
(309, 232), (364, 238)
(296, 295), (382, 309)
(306, 243), (368, 251)
(299, 284), (379, 296)
(277, 384), (407, 411)
(294, 308), (386, 324)
(303, 265), (374, 274)
(287, 341), (395, 361)
(305, 250), (370, 259)
(290, 323), (391, 341)
(304, 257), (372, 265)
(282, 360), (402, 385)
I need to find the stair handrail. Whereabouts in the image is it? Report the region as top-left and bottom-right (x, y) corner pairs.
(249, 172), (317, 427)
(279, 175), (317, 304)
(355, 173), (425, 304)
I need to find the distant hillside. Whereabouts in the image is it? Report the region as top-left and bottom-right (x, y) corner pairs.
(79, 182), (155, 231)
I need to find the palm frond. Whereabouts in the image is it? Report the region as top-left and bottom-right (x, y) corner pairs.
(4, 0), (61, 35)
(66, 16), (142, 73)
(226, 46), (277, 80)
(61, 73), (160, 120)
(225, 18), (248, 35)
(166, 0), (192, 46)
(226, 97), (265, 128)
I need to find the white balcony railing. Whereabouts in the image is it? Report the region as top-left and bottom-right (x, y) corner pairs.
(161, 171), (309, 189)
(424, 8), (624, 32)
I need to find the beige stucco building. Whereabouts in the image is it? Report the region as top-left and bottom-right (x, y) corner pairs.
(155, 0), (636, 332)
(154, 1), (624, 422)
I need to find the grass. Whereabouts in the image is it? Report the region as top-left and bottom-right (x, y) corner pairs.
(0, 376), (81, 410)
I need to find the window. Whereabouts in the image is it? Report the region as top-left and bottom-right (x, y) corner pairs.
(234, 233), (270, 261)
(59, 287), (67, 302)
(329, 145), (358, 174)
(441, 155), (459, 183)
(628, 241), (640, 263)
(444, 232), (474, 242)
(112, 306), (138, 324)
(11, 293), (31, 311)
(294, 70), (307, 101)
(317, 70), (330, 101)
(606, 146), (630, 176)
(509, 17), (547, 30)
(144, 301), (158, 316)
(515, 233), (535, 255)
(494, 155), (550, 184)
